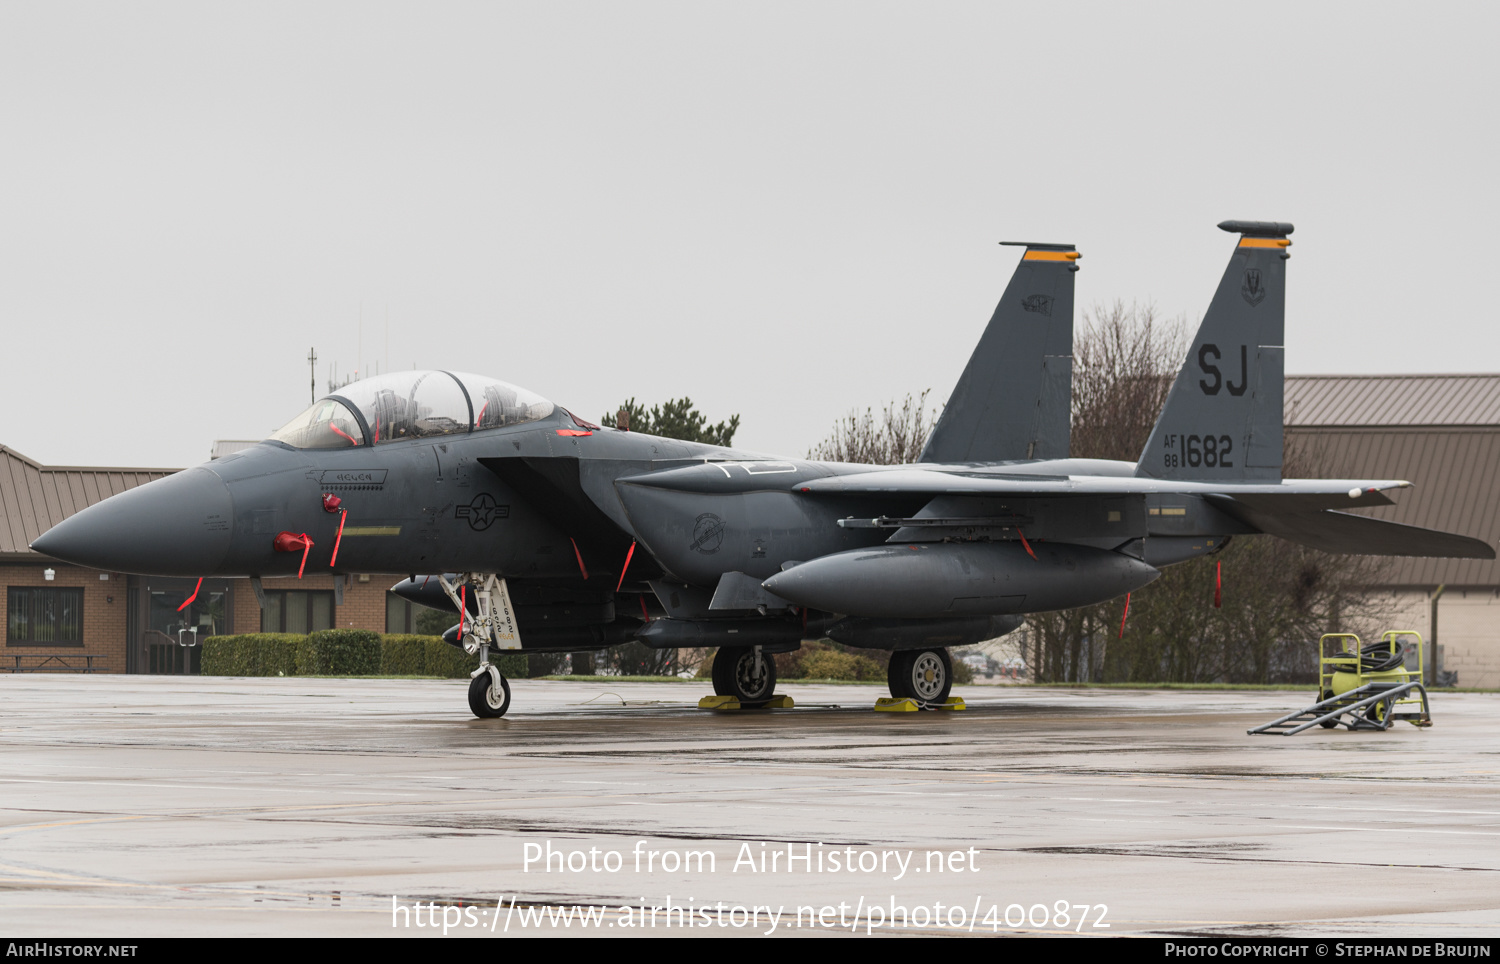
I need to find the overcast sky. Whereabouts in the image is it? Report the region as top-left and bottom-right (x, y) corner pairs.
(3, 2), (1496, 468)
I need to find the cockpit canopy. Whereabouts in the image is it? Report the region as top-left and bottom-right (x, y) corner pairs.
(268, 371), (554, 450)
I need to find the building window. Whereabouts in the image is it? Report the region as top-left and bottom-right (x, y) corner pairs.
(260, 590), (334, 633)
(386, 591), (452, 636)
(387, 592), (414, 634)
(7, 587), (84, 645)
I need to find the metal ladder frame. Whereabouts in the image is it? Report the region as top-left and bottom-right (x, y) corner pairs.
(1248, 680), (1431, 735)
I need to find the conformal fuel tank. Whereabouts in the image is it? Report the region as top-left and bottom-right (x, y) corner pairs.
(761, 541), (1159, 619)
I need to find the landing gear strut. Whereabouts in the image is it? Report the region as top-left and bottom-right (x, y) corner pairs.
(712, 645), (777, 706)
(888, 648), (953, 706)
(439, 574), (521, 719)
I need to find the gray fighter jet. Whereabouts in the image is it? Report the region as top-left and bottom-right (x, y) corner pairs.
(33, 221), (1493, 718)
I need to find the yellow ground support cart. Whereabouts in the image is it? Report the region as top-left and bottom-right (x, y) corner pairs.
(1249, 630), (1433, 735)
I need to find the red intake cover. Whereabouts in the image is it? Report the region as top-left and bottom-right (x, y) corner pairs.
(273, 531), (313, 553)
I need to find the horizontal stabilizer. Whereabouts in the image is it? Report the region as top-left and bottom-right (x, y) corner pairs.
(1219, 504), (1494, 559)
(1212, 488), (1400, 514)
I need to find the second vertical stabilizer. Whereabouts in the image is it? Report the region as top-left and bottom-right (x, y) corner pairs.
(1136, 221), (1292, 482)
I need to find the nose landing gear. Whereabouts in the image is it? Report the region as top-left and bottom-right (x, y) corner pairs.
(440, 574), (522, 719)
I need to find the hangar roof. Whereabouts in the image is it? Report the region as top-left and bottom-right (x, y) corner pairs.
(1286, 374), (1500, 428)
(0, 446), (177, 562)
(1292, 427), (1500, 587)
(1286, 376), (1500, 587)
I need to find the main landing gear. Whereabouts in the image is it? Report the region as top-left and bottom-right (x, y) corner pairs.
(439, 573), (520, 720)
(887, 648), (954, 706)
(712, 645), (777, 707)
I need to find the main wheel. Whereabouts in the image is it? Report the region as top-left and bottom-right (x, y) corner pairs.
(711, 646), (777, 704)
(468, 670), (511, 718)
(888, 648), (953, 706)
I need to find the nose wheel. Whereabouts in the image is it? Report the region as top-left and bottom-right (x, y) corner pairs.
(439, 573), (522, 718)
(468, 667), (512, 718)
(888, 648), (953, 707)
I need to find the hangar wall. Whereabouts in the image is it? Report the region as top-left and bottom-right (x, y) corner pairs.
(1432, 591), (1500, 688)
(1369, 591), (1500, 690)
(1286, 374), (1500, 689)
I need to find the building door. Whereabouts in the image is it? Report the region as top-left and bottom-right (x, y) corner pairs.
(127, 578), (232, 674)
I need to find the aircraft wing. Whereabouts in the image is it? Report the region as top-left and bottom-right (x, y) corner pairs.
(795, 469), (1406, 509)
(793, 470), (1493, 559)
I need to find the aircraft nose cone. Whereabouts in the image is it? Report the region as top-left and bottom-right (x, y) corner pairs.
(31, 467), (234, 576)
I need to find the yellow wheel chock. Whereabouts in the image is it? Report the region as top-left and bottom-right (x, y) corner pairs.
(875, 696), (966, 712)
(698, 694), (795, 711)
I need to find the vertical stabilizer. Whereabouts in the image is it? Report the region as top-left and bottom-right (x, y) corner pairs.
(1136, 221), (1292, 481)
(919, 242), (1079, 463)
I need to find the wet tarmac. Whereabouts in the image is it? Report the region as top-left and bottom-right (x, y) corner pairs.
(2, 675), (1498, 938)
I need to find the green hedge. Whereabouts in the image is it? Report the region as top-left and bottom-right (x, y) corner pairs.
(201, 634), (304, 676)
(380, 635), (429, 675)
(429, 640), (527, 679)
(380, 634), (524, 678)
(202, 632), (524, 678)
(300, 629), (382, 675)
(796, 649), (886, 682)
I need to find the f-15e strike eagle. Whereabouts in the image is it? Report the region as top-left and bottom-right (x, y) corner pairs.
(33, 221), (1493, 718)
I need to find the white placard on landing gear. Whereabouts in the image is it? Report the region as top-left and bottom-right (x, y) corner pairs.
(492, 576), (521, 650)
(437, 573), (524, 653)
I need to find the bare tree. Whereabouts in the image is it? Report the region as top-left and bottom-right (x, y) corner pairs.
(1024, 303), (1185, 681)
(1071, 301), (1185, 462)
(600, 641), (679, 677)
(808, 391), (939, 465)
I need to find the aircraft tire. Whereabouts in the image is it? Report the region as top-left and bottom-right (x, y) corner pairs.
(888, 648), (953, 707)
(468, 671), (511, 719)
(711, 646), (776, 705)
